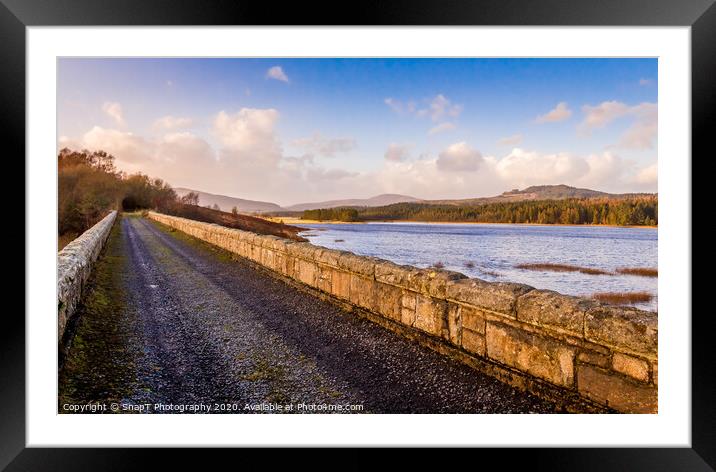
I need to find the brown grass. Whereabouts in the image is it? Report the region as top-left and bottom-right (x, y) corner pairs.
(516, 263), (611, 276)
(58, 232), (79, 251)
(616, 267), (658, 277)
(166, 203), (308, 241)
(592, 291), (654, 305)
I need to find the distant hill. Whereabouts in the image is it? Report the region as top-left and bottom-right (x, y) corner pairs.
(429, 184), (652, 206)
(174, 188), (282, 213)
(174, 184), (654, 215)
(284, 193), (421, 212)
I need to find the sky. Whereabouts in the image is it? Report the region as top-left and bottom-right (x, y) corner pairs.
(58, 58), (658, 206)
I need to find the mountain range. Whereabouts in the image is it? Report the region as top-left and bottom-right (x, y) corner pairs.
(174, 184), (654, 214)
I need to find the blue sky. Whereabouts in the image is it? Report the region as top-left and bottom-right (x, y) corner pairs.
(58, 58), (657, 205)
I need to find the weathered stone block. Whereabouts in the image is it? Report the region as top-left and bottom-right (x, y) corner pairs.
(612, 352), (650, 382)
(374, 260), (410, 286)
(577, 350), (611, 369)
(317, 265), (333, 293)
(287, 242), (319, 261)
(296, 259), (317, 287)
(375, 282), (404, 321)
(486, 321), (575, 387)
(414, 295), (447, 337)
(338, 253), (377, 277)
(261, 248), (275, 268)
(462, 329), (486, 356)
(402, 291), (417, 310)
(577, 364), (657, 413)
(461, 305), (486, 334)
(331, 269), (351, 300)
(349, 274), (376, 311)
(424, 270), (468, 298)
(585, 306), (657, 356)
(273, 251), (287, 274)
(517, 289), (595, 336)
(315, 248), (343, 267)
(400, 292), (417, 327)
(447, 303), (461, 345)
(446, 278), (532, 315)
(282, 255), (296, 278)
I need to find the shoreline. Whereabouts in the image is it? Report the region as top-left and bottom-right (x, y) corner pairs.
(266, 216), (657, 230)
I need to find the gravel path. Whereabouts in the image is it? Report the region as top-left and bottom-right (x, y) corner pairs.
(59, 215), (559, 413)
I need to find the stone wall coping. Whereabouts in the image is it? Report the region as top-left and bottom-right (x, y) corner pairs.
(57, 210), (118, 341)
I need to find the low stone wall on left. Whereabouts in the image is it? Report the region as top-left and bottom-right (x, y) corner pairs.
(57, 210), (118, 342)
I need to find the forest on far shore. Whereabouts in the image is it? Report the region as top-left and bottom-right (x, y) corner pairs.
(303, 197), (658, 226)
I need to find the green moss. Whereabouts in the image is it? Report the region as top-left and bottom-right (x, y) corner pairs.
(58, 216), (140, 410)
(241, 359), (285, 382)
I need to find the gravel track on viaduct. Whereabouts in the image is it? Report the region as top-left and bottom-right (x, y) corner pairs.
(59, 215), (558, 413)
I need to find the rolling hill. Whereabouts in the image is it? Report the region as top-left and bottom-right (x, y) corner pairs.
(284, 193), (421, 212)
(174, 188), (283, 213)
(428, 184), (651, 206)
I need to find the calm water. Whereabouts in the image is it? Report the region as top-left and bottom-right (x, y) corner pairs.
(299, 222), (658, 312)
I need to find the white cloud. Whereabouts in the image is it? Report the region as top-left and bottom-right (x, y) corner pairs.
(420, 94), (463, 122)
(618, 103), (658, 149)
(535, 102), (572, 123)
(266, 66), (290, 83)
(384, 97), (416, 115)
(436, 142), (483, 172)
(495, 148), (588, 186)
(102, 101), (125, 126)
(384, 143), (411, 162)
(152, 115), (194, 131)
(213, 108), (281, 159)
(633, 162), (658, 186)
(428, 122), (456, 136)
(292, 133), (356, 157)
(580, 101), (658, 149)
(579, 100), (630, 131)
(498, 134), (523, 146)
(385, 94), (461, 122)
(384, 97), (402, 114)
(81, 126), (151, 166)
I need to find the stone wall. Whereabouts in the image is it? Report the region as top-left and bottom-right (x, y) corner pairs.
(147, 211), (658, 413)
(57, 211), (118, 342)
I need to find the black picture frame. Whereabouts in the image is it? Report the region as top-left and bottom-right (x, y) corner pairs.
(6, 0), (712, 468)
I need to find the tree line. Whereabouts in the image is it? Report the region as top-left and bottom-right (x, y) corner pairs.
(303, 208), (360, 222)
(59, 148), (178, 237)
(302, 197), (657, 226)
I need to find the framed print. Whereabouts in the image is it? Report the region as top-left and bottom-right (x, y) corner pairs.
(7, 0), (714, 468)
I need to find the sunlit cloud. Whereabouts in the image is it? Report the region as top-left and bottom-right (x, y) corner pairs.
(535, 102), (572, 123)
(428, 122), (456, 136)
(385, 94), (462, 122)
(436, 142), (483, 172)
(152, 115), (194, 131)
(579, 101), (657, 149)
(102, 101), (125, 127)
(384, 143), (412, 162)
(498, 134), (523, 146)
(292, 132), (356, 157)
(266, 66), (290, 83)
